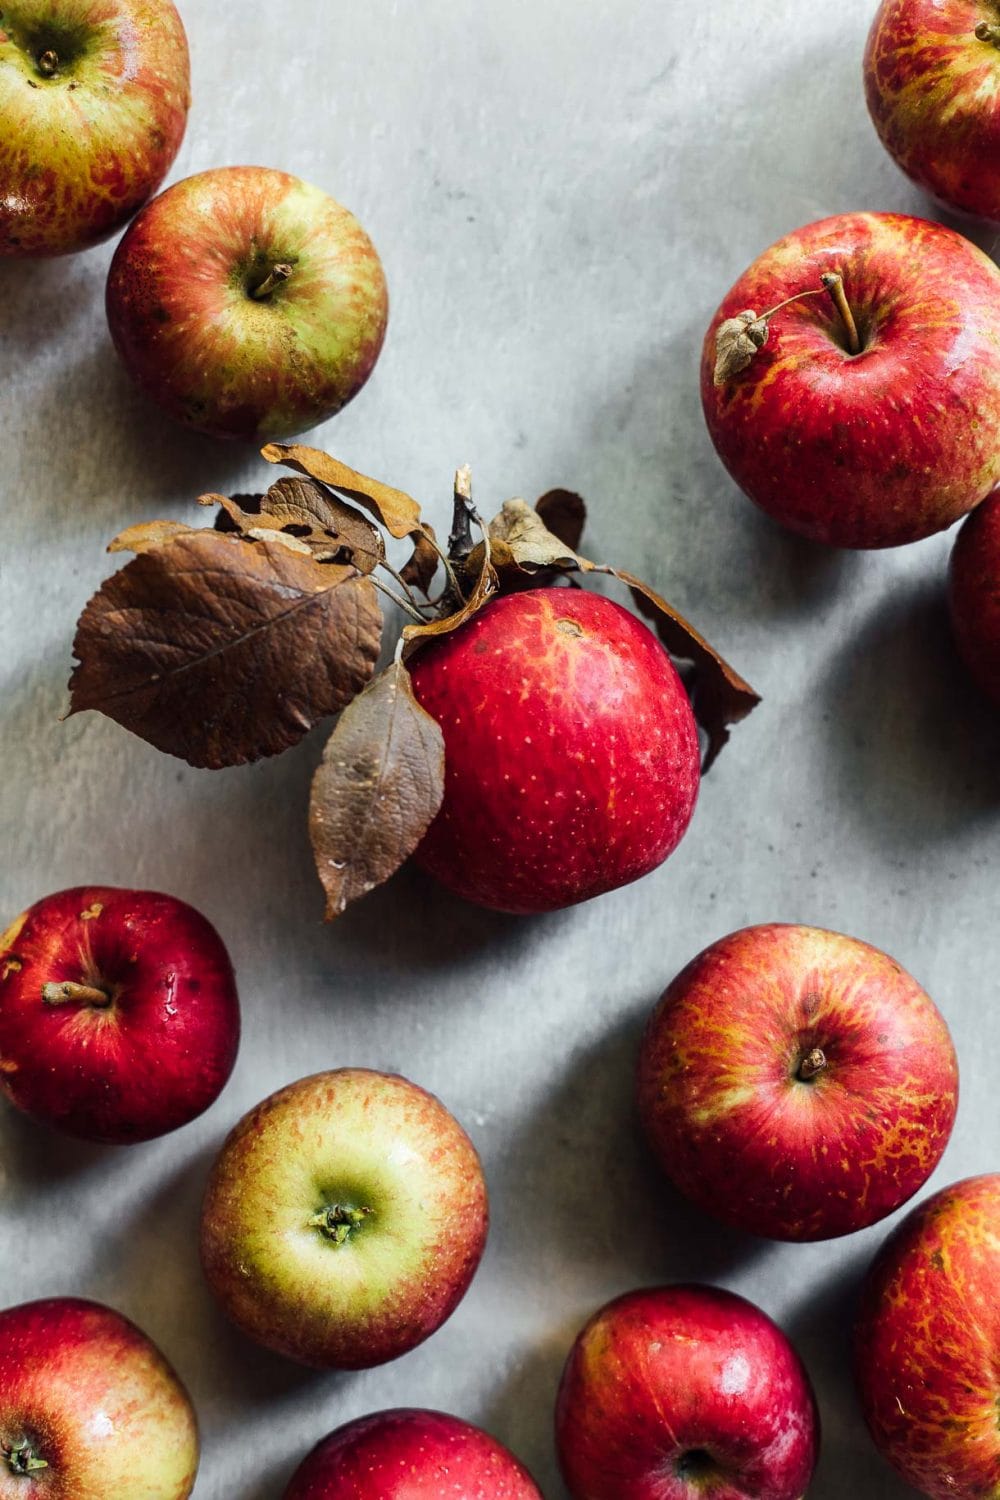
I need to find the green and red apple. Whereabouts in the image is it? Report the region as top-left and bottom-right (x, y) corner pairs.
(0, 0), (190, 257)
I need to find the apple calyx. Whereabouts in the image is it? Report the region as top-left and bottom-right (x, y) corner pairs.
(3, 1439), (49, 1475)
(975, 20), (1000, 46)
(308, 1203), (374, 1246)
(250, 264), (294, 301)
(36, 49), (59, 77)
(797, 1046), (828, 1082)
(41, 980), (113, 1009)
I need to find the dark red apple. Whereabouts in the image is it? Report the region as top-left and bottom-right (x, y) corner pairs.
(555, 1285), (819, 1500)
(0, 1297), (198, 1498)
(283, 1410), (542, 1499)
(0, 886), (240, 1144)
(701, 212), (1000, 548)
(856, 1174), (1000, 1499)
(865, 0), (1000, 223)
(0, 0), (190, 258)
(408, 588), (700, 914)
(637, 924), (958, 1241)
(200, 1069), (489, 1369)
(949, 486), (1000, 703)
(106, 166), (388, 441)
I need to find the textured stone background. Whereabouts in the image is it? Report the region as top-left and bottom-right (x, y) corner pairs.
(3, 1), (1000, 1495)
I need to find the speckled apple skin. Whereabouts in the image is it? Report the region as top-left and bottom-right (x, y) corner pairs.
(200, 1069), (489, 1370)
(701, 212), (1000, 548)
(555, 1285), (819, 1500)
(949, 487), (1000, 704)
(865, 0), (1000, 223)
(0, 886), (240, 1144)
(637, 924), (958, 1242)
(408, 589), (700, 915)
(283, 1410), (542, 1499)
(106, 166), (389, 440)
(0, 0), (189, 257)
(856, 1174), (1000, 1499)
(0, 1298), (198, 1500)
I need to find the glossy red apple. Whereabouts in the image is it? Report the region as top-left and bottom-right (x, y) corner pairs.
(283, 1410), (542, 1499)
(949, 485), (1000, 703)
(0, 886), (240, 1144)
(865, 0), (1000, 222)
(106, 166), (388, 441)
(856, 1174), (1000, 1499)
(555, 1285), (819, 1500)
(408, 588), (700, 914)
(0, 0), (189, 258)
(0, 1297), (198, 1498)
(701, 212), (1000, 548)
(200, 1068), (489, 1369)
(637, 924), (958, 1241)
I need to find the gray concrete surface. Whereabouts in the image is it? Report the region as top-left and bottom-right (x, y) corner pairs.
(3, 1), (999, 1495)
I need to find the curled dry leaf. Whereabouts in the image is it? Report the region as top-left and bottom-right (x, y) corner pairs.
(262, 442), (423, 540)
(108, 520), (201, 555)
(403, 531), (497, 654)
(535, 489), (587, 551)
(490, 498), (582, 571)
(310, 659), (445, 919)
(203, 479), (385, 573)
(400, 523), (440, 596)
(68, 531), (382, 769)
(713, 309), (771, 386)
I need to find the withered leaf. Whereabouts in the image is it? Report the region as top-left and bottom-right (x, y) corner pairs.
(262, 443), (423, 540)
(310, 659), (445, 919)
(68, 531), (382, 769)
(403, 535), (497, 654)
(535, 488), (586, 551)
(713, 309), (770, 386)
(400, 524), (440, 596)
(260, 477), (385, 572)
(489, 498), (582, 571)
(108, 520), (201, 555)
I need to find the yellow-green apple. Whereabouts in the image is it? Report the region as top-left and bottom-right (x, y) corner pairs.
(949, 486), (1000, 702)
(105, 166), (388, 441)
(0, 0), (189, 258)
(865, 0), (1000, 222)
(701, 212), (1000, 548)
(856, 1174), (1000, 1498)
(0, 886), (240, 1144)
(283, 1410), (542, 1499)
(200, 1069), (488, 1369)
(0, 1297), (198, 1499)
(637, 924), (958, 1242)
(555, 1285), (819, 1500)
(409, 589), (700, 914)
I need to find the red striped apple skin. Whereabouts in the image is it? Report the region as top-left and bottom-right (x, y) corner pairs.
(856, 1174), (1000, 1499)
(701, 212), (1000, 548)
(637, 924), (958, 1242)
(865, 0), (1000, 223)
(949, 487), (1000, 704)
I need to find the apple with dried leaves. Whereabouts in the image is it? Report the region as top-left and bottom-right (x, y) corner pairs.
(555, 1285), (819, 1500)
(106, 168), (388, 440)
(703, 212), (1000, 547)
(856, 1174), (1000, 1499)
(0, 1297), (198, 1498)
(283, 1410), (542, 1499)
(865, 0), (1000, 222)
(0, 886), (239, 1144)
(949, 486), (1000, 703)
(0, 0), (189, 257)
(638, 924), (958, 1241)
(200, 1068), (489, 1369)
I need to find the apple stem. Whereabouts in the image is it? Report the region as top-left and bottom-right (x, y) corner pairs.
(976, 20), (1000, 45)
(797, 1046), (828, 1082)
(308, 1204), (374, 1246)
(41, 980), (112, 1009)
(250, 264), (293, 300)
(3, 1440), (48, 1475)
(820, 272), (861, 355)
(447, 465), (476, 563)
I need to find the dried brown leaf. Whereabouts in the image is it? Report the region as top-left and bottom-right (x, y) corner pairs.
(260, 477), (385, 572)
(400, 525), (440, 596)
(403, 539), (497, 654)
(713, 309), (770, 385)
(535, 489), (586, 551)
(310, 660), (445, 919)
(262, 443), (423, 540)
(68, 531), (382, 769)
(490, 498), (582, 571)
(108, 521), (201, 555)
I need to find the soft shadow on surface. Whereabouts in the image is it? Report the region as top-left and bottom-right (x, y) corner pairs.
(0, 255), (103, 350)
(0, 1100), (112, 1189)
(479, 1326), (573, 1499)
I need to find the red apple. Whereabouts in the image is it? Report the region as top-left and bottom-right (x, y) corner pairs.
(105, 166), (388, 441)
(701, 212), (1000, 548)
(555, 1285), (819, 1500)
(637, 924), (958, 1241)
(283, 1410), (542, 1499)
(408, 588), (700, 914)
(0, 1297), (198, 1498)
(200, 1068), (489, 1369)
(856, 1174), (1000, 1499)
(0, 0), (189, 258)
(865, 0), (1000, 223)
(949, 485), (1000, 703)
(0, 885), (240, 1144)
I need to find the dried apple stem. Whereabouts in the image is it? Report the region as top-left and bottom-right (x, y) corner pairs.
(41, 980), (112, 1009)
(36, 50), (59, 77)
(797, 1047), (828, 1082)
(250, 264), (293, 300)
(820, 272), (861, 354)
(447, 466), (476, 562)
(976, 20), (1000, 45)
